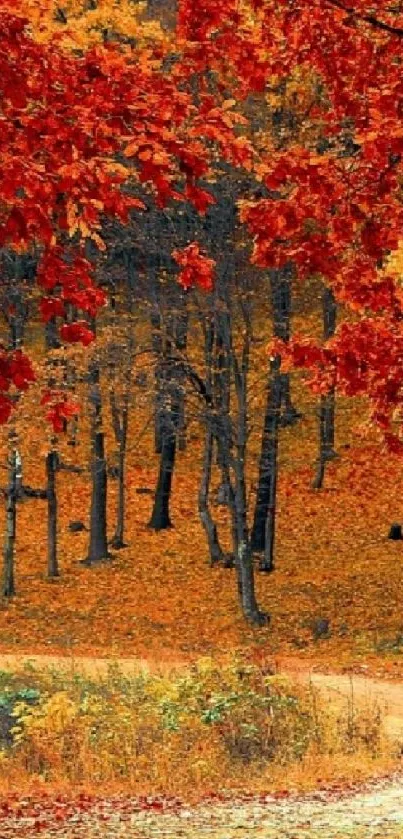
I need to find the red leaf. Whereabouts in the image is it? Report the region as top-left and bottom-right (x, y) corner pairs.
(172, 243), (215, 291)
(60, 322), (95, 346)
(40, 297), (65, 323)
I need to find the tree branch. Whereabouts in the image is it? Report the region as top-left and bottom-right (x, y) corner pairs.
(325, 0), (403, 36)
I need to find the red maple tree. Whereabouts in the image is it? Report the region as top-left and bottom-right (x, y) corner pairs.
(0, 5), (255, 428)
(177, 0), (403, 445)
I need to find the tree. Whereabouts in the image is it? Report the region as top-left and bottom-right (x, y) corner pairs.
(311, 286), (338, 490)
(175, 0), (403, 436)
(15, 0), (168, 51)
(0, 3), (257, 598)
(167, 240), (270, 624)
(0, 5), (254, 429)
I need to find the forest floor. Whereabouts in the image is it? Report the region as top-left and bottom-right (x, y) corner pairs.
(4, 429), (403, 682)
(4, 313), (403, 679)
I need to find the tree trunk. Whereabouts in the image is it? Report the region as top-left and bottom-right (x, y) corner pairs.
(109, 309), (134, 549)
(45, 316), (60, 352)
(230, 298), (269, 625)
(249, 267), (299, 560)
(175, 308), (188, 452)
(46, 450), (59, 577)
(148, 418), (177, 530)
(250, 357), (282, 568)
(3, 449), (17, 597)
(260, 366), (282, 572)
(198, 316), (233, 567)
(110, 445), (127, 549)
(213, 310), (238, 560)
(214, 312), (232, 506)
(199, 428), (226, 565)
(233, 457), (268, 624)
(86, 431), (109, 561)
(270, 266), (301, 427)
(109, 385), (130, 550)
(150, 317), (181, 530)
(85, 359), (110, 563)
(151, 308), (164, 454)
(237, 540), (268, 625)
(2, 283), (25, 598)
(312, 287), (337, 489)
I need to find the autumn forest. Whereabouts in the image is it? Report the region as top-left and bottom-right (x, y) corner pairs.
(2, 0), (403, 833)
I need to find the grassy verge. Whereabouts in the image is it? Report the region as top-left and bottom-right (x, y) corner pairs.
(0, 654), (399, 801)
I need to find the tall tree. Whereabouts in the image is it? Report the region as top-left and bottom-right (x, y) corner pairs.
(84, 350), (110, 564)
(312, 286), (338, 489)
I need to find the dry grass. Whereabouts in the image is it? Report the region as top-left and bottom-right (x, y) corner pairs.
(0, 656), (398, 801)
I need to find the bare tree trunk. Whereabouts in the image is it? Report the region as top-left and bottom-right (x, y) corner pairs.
(113, 446), (126, 548)
(85, 361), (110, 563)
(224, 298), (269, 625)
(2, 276), (28, 598)
(108, 282), (135, 549)
(148, 409), (177, 530)
(45, 316), (60, 352)
(214, 312), (233, 508)
(86, 431), (109, 561)
(152, 307), (165, 455)
(197, 317), (233, 566)
(44, 304), (62, 576)
(312, 287), (337, 489)
(174, 306), (188, 452)
(46, 450), (59, 577)
(270, 265), (301, 427)
(149, 264), (166, 456)
(199, 428), (226, 565)
(3, 448), (17, 598)
(232, 399), (269, 624)
(260, 368), (282, 572)
(250, 357), (282, 568)
(249, 268), (299, 561)
(237, 540), (268, 624)
(110, 395), (129, 549)
(149, 311), (183, 530)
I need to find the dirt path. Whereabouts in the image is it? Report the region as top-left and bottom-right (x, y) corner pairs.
(78, 777), (403, 838)
(2, 775), (403, 838)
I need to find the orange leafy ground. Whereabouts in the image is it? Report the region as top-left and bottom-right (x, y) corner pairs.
(2, 369), (403, 680)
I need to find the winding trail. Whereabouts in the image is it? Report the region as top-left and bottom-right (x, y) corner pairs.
(1, 653), (403, 837)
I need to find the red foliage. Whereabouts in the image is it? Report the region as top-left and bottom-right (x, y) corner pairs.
(41, 390), (80, 433)
(0, 7), (250, 426)
(4, 0), (403, 442)
(60, 322), (95, 347)
(173, 243), (215, 291)
(178, 0), (403, 440)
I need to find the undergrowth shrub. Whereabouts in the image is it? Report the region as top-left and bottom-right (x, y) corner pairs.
(0, 655), (391, 794)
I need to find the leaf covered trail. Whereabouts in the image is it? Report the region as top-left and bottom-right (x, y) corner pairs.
(1, 774), (403, 838)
